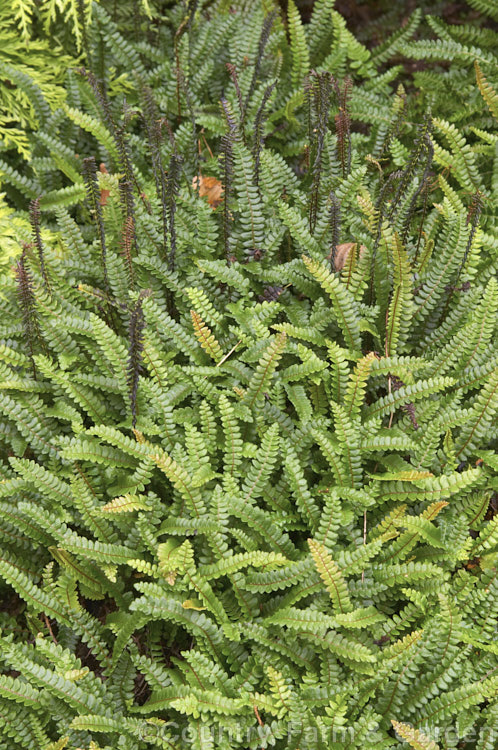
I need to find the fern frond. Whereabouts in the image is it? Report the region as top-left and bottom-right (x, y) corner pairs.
(244, 332), (287, 408)
(191, 310), (223, 362)
(288, 0), (310, 87)
(303, 256), (362, 350)
(475, 61), (498, 120)
(391, 720), (439, 750)
(308, 539), (352, 614)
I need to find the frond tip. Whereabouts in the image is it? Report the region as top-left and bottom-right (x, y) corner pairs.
(475, 61), (498, 120)
(391, 721), (440, 750)
(191, 310), (223, 361)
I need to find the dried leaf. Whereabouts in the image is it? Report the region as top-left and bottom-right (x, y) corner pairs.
(193, 174), (224, 208)
(99, 163), (110, 206)
(327, 242), (366, 271)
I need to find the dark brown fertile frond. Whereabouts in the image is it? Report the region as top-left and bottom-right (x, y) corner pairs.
(334, 76), (352, 178)
(166, 153), (183, 271)
(127, 289), (152, 428)
(329, 191), (341, 271)
(308, 70), (333, 233)
(226, 63), (244, 120)
(29, 197), (51, 295)
(460, 189), (484, 276)
(82, 156), (110, 294)
(253, 81), (276, 189)
(220, 98), (238, 263)
(15, 250), (43, 379)
(243, 9), (277, 118)
(120, 215), (136, 290)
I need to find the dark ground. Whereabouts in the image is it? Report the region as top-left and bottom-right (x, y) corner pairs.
(279, 0), (491, 34)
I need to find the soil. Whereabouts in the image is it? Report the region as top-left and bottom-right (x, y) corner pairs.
(278, 0), (489, 32)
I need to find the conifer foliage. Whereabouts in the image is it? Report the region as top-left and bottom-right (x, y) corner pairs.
(0, 1), (497, 748)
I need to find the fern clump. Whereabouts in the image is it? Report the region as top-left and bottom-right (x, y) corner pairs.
(0, 1), (497, 748)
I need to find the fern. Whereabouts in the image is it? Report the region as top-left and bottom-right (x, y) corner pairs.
(475, 61), (498, 121)
(0, 2), (496, 748)
(287, 0), (309, 88)
(391, 720), (440, 749)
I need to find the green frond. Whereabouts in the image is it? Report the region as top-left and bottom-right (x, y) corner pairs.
(344, 351), (376, 418)
(308, 539), (352, 614)
(303, 256), (362, 350)
(330, 401), (362, 488)
(284, 444), (320, 530)
(244, 331), (287, 408)
(0, 3), (496, 747)
(418, 676), (498, 726)
(466, 0), (498, 21)
(475, 61), (498, 121)
(288, 0), (310, 87)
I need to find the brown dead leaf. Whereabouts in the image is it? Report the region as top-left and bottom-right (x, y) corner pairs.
(193, 174), (224, 209)
(327, 242), (366, 271)
(99, 163), (110, 206)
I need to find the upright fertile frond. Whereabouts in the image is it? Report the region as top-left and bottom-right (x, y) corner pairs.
(166, 153), (183, 271)
(79, 67), (116, 138)
(243, 9), (277, 116)
(139, 88), (169, 252)
(334, 76), (352, 178)
(176, 64), (198, 175)
(253, 81), (276, 189)
(401, 134), (434, 243)
(127, 290), (151, 428)
(308, 71), (333, 233)
(0, 4), (497, 747)
(81, 156), (110, 293)
(82, 66), (139, 194)
(140, 84), (163, 190)
(219, 98), (237, 262)
(375, 84), (407, 158)
(119, 179), (137, 287)
(14, 250), (42, 379)
(29, 197), (50, 294)
(119, 179), (135, 227)
(120, 215), (135, 289)
(388, 114), (432, 222)
(329, 191), (341, 271)
(457, 188), (484, 281)
(114, 130), (138, 209)
(226, 63), (244, 119)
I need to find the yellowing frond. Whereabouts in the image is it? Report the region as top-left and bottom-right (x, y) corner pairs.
(391, 720), (440, 750)
(191, 310), (223, 361)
